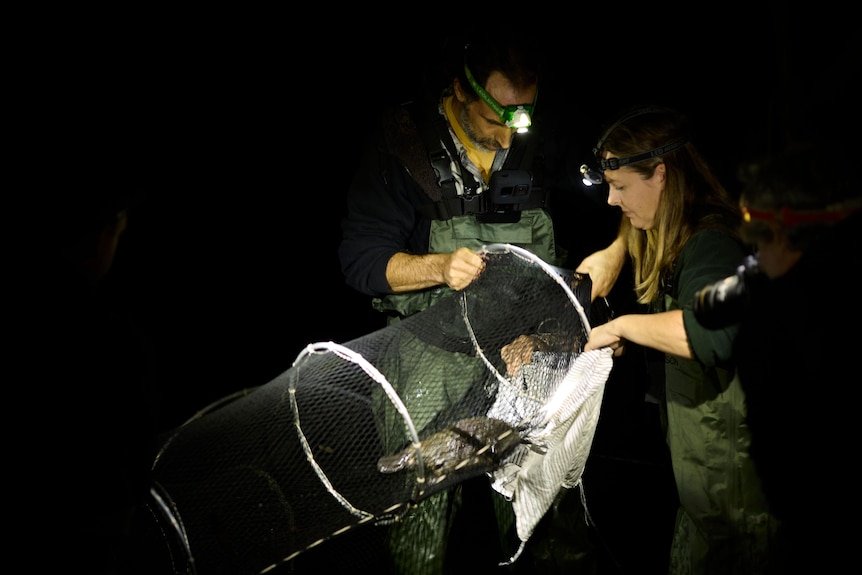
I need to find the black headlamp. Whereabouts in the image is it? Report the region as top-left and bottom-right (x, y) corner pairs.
(580, 137), (688, 187)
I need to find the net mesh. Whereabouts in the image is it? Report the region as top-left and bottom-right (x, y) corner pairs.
(145, 243), (612, 574)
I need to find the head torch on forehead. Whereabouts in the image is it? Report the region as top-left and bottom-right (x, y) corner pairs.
(578, 105), (688, 187)
(464, 63), (535, 133)
(579, 138), (687, 187)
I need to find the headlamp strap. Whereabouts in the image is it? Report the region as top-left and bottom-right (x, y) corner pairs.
(395, 99), (481, 219)
(743, 200), (862, 228)
(464, 64), (505, 119)
(598, 137), (688, 171)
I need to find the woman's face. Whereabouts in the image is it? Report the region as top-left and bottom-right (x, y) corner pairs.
(603, 159), (665, 230)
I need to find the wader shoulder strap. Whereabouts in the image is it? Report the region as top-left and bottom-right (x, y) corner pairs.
(381, 99), (483, 220)
(380, 101), (444, 202)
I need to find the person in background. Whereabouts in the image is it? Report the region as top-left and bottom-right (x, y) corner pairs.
(577, 105), (782, 573)
(28, 191), (160, 574)
(338, 36), (599, 574)
(695, 144), (860, 572)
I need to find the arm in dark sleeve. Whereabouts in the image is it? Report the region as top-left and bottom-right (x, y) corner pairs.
(338, 135), (431, 297)
(677, 230), (749, 367)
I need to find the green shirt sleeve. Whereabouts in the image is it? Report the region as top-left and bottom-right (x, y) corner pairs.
(674, 230), (748, 368)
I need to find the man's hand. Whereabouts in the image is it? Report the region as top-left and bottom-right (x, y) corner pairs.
(386, 248), (485, 293)
(444, 247), (486, 291)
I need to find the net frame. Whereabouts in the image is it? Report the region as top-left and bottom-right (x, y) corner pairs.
(143, 243), (610, 574)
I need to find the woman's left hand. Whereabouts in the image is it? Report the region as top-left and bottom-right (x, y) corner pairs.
(584, 320), (626, 357)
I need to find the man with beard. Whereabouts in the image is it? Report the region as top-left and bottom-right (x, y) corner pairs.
(338, 36), (598, 575)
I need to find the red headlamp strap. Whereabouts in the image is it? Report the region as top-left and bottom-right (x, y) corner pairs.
(741, 203), (861, 228)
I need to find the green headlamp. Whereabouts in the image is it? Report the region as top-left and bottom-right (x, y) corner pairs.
(464, 63), (535, 133)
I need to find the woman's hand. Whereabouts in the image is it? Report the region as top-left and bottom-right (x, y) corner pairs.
(575, 222), (628, 301)
(584, 319), (626, 357)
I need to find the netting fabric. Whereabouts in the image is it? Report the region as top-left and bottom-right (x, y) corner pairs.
(145, 243), (613, 574)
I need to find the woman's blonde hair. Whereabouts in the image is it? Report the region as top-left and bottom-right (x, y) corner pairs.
(600, 107), (741, 303)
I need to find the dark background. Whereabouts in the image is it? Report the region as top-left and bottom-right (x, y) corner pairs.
(68, 10), (857, 429)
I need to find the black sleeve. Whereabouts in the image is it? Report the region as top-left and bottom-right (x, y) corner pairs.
(338, 129), (431, 297)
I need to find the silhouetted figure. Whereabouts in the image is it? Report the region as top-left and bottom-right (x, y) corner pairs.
(29, 192), (160, 574)
(716, 145), (861, 572)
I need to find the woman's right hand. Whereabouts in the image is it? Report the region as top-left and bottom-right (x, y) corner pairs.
(575, 231), (627, 301)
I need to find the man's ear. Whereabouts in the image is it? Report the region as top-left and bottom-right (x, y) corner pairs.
(453, 77), (468, 103)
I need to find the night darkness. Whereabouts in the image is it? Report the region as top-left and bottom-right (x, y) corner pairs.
(26, 8), (858, 574)
(73, 12), (856, 430)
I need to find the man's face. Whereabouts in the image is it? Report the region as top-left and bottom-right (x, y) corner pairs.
(740, 212), (803, 279)
(456, 71), (537, 152)
(752, 224), (802, 279)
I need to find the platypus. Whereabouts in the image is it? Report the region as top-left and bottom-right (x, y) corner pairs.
(377, 416), (521, 487)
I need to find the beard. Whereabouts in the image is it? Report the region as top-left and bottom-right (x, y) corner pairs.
(459, 105), (503, 152)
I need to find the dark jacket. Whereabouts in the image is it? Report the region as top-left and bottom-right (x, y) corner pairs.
(338, 95), (555, 301)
